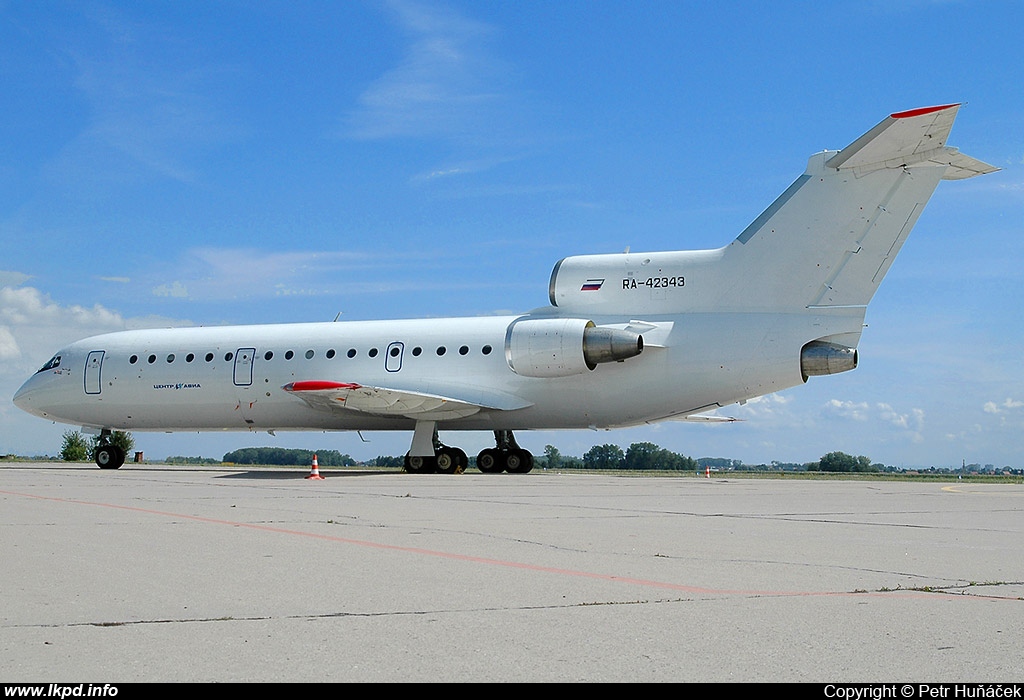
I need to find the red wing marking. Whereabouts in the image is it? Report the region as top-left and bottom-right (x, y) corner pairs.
(283, 381), (362, 392)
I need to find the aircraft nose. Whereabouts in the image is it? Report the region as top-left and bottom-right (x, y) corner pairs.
(13, 372), (49, 418)
(13, 376), (36, 412)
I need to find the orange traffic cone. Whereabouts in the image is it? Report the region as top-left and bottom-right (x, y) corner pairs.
(305, 453), (325, 480)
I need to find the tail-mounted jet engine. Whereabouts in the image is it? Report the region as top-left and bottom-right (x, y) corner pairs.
(800, 340), (858, 381)
(506, 318), (643, 378)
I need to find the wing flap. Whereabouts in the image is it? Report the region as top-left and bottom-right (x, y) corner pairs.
(671, 413), (741, 423)
(283, 380), (531, 421)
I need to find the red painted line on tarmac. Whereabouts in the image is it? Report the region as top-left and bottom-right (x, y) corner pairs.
(0, 487), (1004, 600)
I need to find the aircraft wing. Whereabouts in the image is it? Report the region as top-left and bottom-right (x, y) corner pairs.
(282, 380), (532, 421)
(825, 103), (999, 179)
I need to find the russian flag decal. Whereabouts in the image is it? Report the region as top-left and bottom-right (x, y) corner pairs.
(581, 278), (604, 291)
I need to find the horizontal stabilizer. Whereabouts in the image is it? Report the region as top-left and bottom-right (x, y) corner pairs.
(826, 103), (998, 178)
(935, 149), (1001, 180)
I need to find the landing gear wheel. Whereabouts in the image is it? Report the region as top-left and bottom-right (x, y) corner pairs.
(96, 445), (125, 470)
(436, 447), (468, 474)
(506, 449), (534, 474)
(477, 448), (503, 474)
(404, 453), (437, 474)
(435, 448), (456, 474)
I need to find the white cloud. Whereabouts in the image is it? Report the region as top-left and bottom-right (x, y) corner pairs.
(0, 285), (124, 332)
(0, 325), (19, 361)
(347, 0), (513, 142)
(822, 399), (926, 443)
(735, 393), (791, 414)
(877, 403), (926, 432)
(153, 281), (189, 298)
(823, 399), (871, 422)
(983, 398), (1024, 414)
(0, 271), (32, 287)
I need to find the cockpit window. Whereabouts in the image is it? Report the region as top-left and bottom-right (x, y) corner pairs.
(36, 355), (61, 373)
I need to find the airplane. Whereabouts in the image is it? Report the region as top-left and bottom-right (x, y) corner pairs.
(13, 104), (998, 471)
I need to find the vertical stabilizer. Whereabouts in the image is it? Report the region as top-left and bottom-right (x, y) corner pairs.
(547, 105), (996, 316)
(720, 104), (997, 311)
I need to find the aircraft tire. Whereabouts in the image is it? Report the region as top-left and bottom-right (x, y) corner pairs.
(452, 448), (468, 474)
(436, 447), (464, 475)
(96, 445), (125, 470)
(404, 453), (437, 474)
(505, 449), (534, 474)
(476, 448), (503, 473)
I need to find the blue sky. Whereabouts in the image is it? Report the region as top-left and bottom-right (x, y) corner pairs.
(2, 0), (1022, 467)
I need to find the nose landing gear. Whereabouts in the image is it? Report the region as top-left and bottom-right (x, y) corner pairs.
(94, 430), (126, 469)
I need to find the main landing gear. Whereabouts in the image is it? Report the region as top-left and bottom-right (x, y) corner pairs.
(94, 429), (126, 470)
(404, 443), (469, 474)
(476, 429), (534, 474)
(402, 428), (534, 474)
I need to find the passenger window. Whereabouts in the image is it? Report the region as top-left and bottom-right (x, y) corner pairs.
(459, 346), (469, 355)
(205, 353), (214, 362)
(148, 355), (157, 364)
(166, 354), (175, 363)
(225, 352), (233, 361)
(482, 345), (492, 355)
(347, 349), (357, 358)
(129, 355), (138, 365)
(186, 353), (195, 363)
(368, 348), (379, 358)
(326, 349), (336, 359)
(412, 347), (422, 356)
(264, 351), (273, 360)
(436, 346), (446, 356)
(305, 350), (314, 359)
(285, 350), (294, 360)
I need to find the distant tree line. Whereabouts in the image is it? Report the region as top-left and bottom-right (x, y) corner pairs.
(165, 455), (221, 465)
(222, 447), (356, 467)
(58, 431), (962, 474)
(541, 442), (699, 471)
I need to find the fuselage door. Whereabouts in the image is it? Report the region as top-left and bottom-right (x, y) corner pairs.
(385, 342), (404, 372)
(84, 350), (105, 395)
(233, 348), (256, 386)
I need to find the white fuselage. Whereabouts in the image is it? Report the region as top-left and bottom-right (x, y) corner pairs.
(12, 309), (854, 434)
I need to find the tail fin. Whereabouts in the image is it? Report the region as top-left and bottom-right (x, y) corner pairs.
(549, 104), (997, 315)
(722, 103), (998, 311)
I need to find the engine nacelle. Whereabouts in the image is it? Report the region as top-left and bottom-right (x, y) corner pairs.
(801, 341), (858, 380)
(506, 318), (644, 378)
